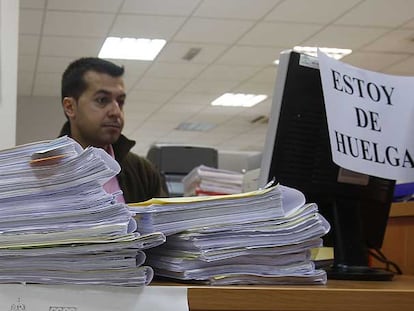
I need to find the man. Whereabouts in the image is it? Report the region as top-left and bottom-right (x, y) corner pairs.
(59, 57), (167, 203)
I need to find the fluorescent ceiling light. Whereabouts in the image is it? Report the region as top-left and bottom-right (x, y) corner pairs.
(211, 93), (268, 108)
(98, 37), (166, 61)
(293, 46), (352, 60)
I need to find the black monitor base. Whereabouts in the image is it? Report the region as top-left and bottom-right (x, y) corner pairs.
(325, 265), (394, 281)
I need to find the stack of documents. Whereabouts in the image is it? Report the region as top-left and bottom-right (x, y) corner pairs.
(0, 137), (165, 286)
(182, 165), (244, 196)
(130, 185), (330, 285)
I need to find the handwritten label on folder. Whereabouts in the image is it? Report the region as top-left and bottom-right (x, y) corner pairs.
(0, 284), (189, 311)
(318, 50), (414, 182)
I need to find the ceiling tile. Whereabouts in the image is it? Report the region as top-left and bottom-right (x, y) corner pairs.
(362, 29), (414, 53)
(303, 25), (390, 49)
(155, 102), (200, 114)
(240, 99), (272, 116)
(335, 0), (414, 27)
(47, 0), (123, 12)
(194, 0), (280, 20)
(197, 64), (261, 81)
(116, 59), (152, 73)
(248, 66), (277, 83)
(124, 116), (159, 135)
(134, 77), (189, 92)
(126, 90), (174, 104)
(190, 108), (240, 124)
(123, 125), (146, 139)
(265, 0), (361, 24)
(342, 52), (410, 72)
(110, 14), (186, 39)
(124, 110), (153, 123)
(168, 92), (217, 106)
(19, 9), (44, 35)
(174, 18), (255, 44)
(232, 81), (275, 95)
(152, 108), (198, 122)
(145, 62), (207, 79)
(40, 36), (103, 57)
(125, 102), (165, 117)
(43, 11), (114, 36)
(183, 78), (239, 94)
(220, 132), (265, 151)
(115, 60), (152, 91)
(216, 45), (283, 66)
(36, 56), (76, 73)
(159, 102), (207, 117)
(121, 0), (200, 16)
(239, 21), (323, 47)
(383, 55), (414, 75)
(207, 126), (248, 141)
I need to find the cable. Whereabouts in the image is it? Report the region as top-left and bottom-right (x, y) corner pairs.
(369, 248), (403, 275)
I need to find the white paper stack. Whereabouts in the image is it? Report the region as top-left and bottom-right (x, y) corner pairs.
(0, 137), (165, 286)
(182, 165), (244, 196)
(130, 185), (330, 285)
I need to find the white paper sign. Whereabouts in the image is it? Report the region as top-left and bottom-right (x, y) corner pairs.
(0, 284), (189, 311)
(318, 50), (414, 182)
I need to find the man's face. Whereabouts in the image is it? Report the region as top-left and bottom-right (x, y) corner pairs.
(65, 70), (126, 148)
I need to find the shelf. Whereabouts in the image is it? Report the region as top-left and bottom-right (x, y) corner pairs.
(390, 201), (414, 217)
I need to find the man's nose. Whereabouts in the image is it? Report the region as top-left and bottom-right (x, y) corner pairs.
(108, 101), (122, 115)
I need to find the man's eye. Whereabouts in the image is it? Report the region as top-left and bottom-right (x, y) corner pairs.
(117, 99), (125, 107)
(96, 97), (111, 104)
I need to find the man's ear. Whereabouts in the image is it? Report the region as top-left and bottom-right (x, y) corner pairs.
(62, 97), (76, 118)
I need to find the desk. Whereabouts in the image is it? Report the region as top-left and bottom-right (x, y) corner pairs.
(184, 275), (414, 311)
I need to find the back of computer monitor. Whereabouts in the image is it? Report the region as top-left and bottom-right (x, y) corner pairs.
(259, 50), (396, 280)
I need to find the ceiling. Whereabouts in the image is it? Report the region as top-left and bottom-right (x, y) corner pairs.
(18, 0), (414, 158)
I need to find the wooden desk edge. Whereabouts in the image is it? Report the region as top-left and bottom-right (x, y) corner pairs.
(182, 275), (414, 311)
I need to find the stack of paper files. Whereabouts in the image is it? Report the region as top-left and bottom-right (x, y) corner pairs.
(129, 185), (330, 285)
(0, 136), (165, 286)
(182, 165), (244, 196)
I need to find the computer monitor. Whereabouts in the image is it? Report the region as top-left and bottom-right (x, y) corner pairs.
(258, 50), (396, 281)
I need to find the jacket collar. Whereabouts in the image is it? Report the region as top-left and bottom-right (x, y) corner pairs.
(58, 121), (136, 161)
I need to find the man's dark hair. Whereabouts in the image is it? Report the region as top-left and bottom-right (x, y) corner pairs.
(61, 57), (125, 102)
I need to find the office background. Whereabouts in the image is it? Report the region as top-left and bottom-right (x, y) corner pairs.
(16, 0), (414, 165)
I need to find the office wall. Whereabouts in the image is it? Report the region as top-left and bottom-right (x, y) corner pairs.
(0, 0), (18, 148)
(16, 96), (65, 145)
(218, 150), (262, 173)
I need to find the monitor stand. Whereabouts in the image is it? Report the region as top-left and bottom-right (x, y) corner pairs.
(325, 265), (394, 281)
(326, 199), (394, 281)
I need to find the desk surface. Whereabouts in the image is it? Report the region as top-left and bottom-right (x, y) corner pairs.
(179, 275), (414, 311)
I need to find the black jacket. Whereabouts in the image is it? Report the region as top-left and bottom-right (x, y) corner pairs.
(59, 122), (166, 203)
